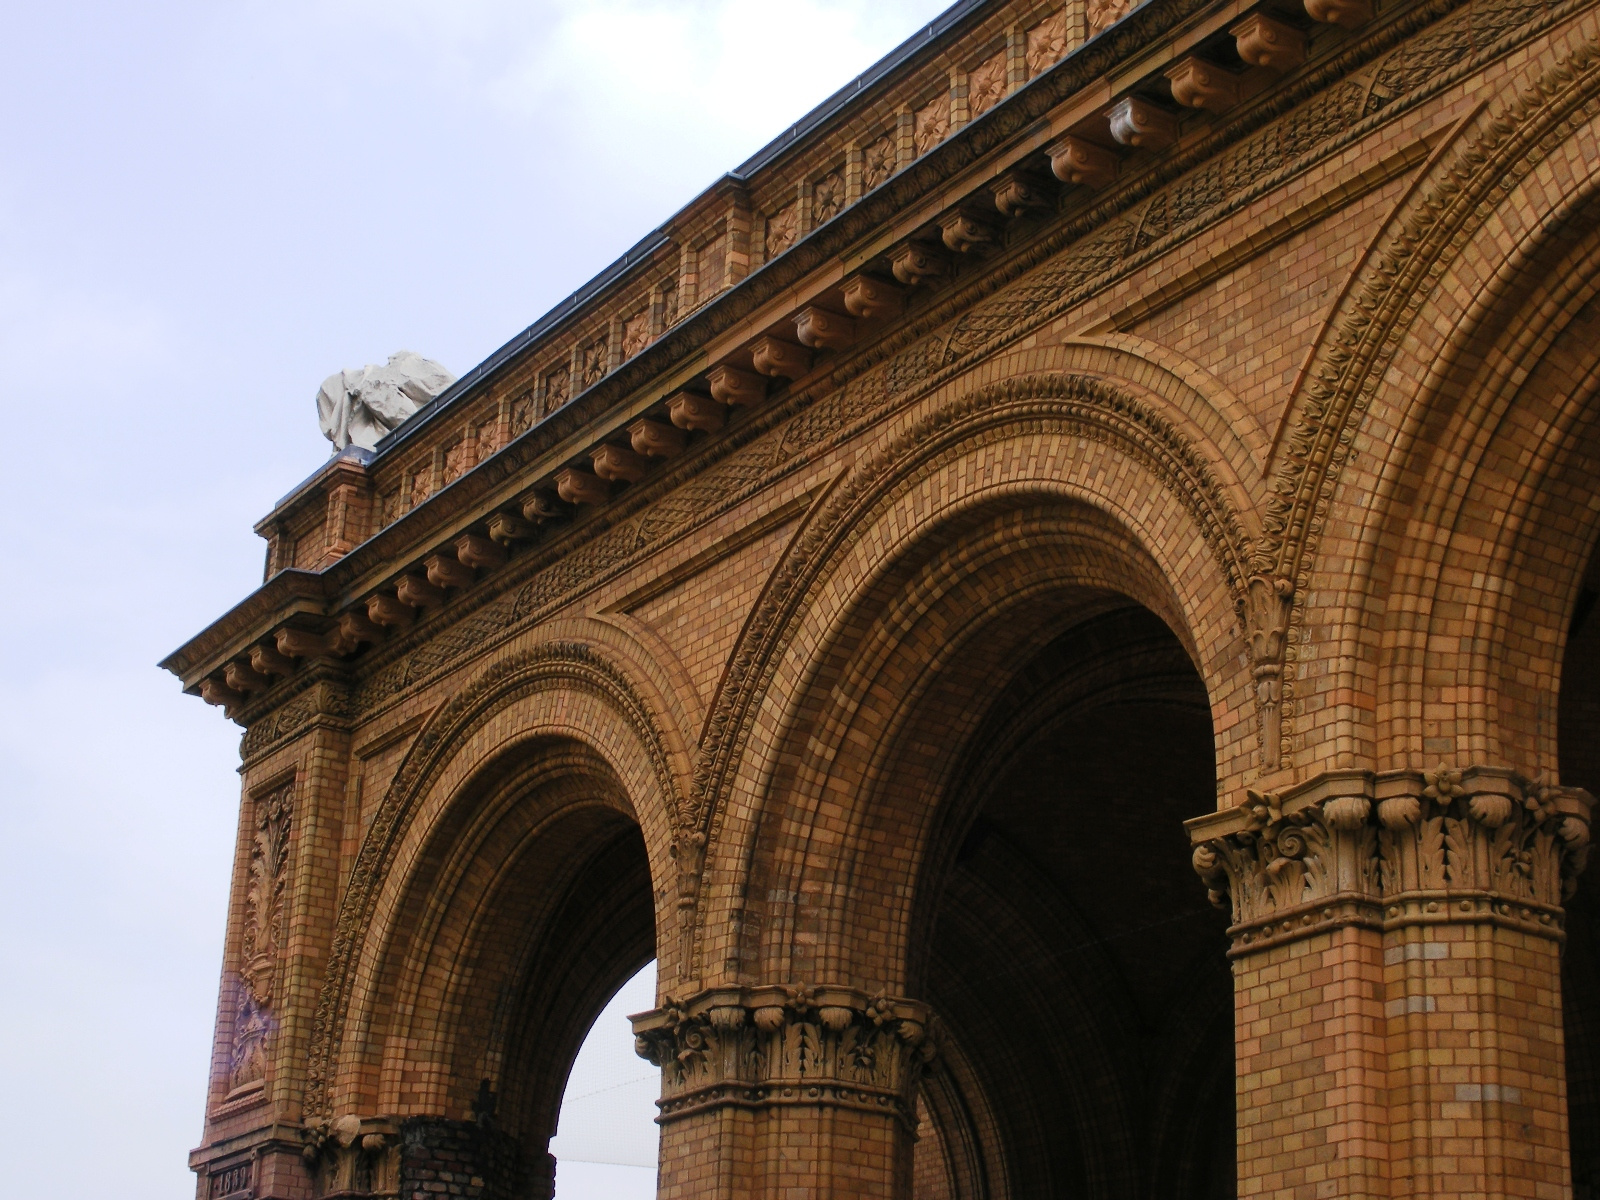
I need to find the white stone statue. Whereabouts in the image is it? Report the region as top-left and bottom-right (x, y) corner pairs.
(316, 351), (456, 452)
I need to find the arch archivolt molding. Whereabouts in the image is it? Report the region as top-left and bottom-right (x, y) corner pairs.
(359, 755), (626, 1115)
(304, 634), (689, 1118)
(1264, 31), (1600, 582)
(744, 515), (1185, 986)
(1271, 27), (1600, 770)
(677, 351), (1263, 986)
(1369, 230), (1600, 768)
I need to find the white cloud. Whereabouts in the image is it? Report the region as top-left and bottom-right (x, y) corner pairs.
(258, 0), (952, 175)
(487, 0), (943, 144)
(549, 962), (660, 1168)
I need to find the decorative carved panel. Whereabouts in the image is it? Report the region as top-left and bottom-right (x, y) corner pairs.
(969, 50), (1007, 117)
(543, 364), (571, 414)
(442, 439), (468, 485)
(914, 93), (951, 157)
(1026, 10), (1068, 72)
(622, 312), (651, 360)
(1089, 0), (1136, 33)
(765, 202), (799, 259)
(813, 170), (845, 225)
(579, 340), (606, 389)
(231, 781), (292, 1092)
(863, 133), (896, 191)
(510, 391), (536, 437)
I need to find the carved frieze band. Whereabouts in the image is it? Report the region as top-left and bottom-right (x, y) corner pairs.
(1189, 767), (1593, 956)
(631, 986), (936, 1127)
(240, 676), (354, 763)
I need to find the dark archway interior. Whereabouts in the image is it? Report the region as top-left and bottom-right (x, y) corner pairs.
(916, 605), (1233, 1200)
(1560, 550), (1600, 1200)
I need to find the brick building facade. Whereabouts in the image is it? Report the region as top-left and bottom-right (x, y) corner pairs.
(165, 0), (1600, 1194)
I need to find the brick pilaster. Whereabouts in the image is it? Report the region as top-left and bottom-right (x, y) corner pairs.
(190, 686), (356, 1200)
(635, 987), (930, 1199)
(1191, 768), (1593, 1199)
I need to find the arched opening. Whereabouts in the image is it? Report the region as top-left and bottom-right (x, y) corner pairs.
(912, 602), (1232, 1200)
(1560, 548), (1600, 1199)
(345, 736), (663, 1200)
(549, 960), (659, 1200)
(724, 485), (1239, 1199)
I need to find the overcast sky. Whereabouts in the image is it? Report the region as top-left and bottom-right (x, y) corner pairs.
(0, 2), (953, 1197)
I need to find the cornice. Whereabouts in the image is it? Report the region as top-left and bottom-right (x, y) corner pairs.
(165, 0), (1571, 722)
(157, 0), (1270, 685)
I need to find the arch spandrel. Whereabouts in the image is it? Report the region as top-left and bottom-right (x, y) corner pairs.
(1273, 32), (1600, 774)
(685, 344), (1261, 992)
(1060, 331), (1275, 483)
(307, 633), (691, 1123)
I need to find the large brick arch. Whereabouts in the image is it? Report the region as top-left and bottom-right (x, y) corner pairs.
(1273, 32), (1600, 773)
(687, 346), (1257, 994)
(1369, 216), (1600, 773)
(304, 634), (690, 1132)
(357, 750), (647, 1124)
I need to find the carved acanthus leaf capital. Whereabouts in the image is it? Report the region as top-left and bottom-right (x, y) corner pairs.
(1189, 768), (1595, 955)
(631, 985), (935, 1126)
(301, 1114), (400, 1196)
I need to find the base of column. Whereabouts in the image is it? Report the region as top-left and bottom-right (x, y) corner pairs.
(398, 1118), (543, 1200)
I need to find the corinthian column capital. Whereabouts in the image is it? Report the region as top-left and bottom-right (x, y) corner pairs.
(630, 985), (935, 1127)
(1188, 767), (1594, 955)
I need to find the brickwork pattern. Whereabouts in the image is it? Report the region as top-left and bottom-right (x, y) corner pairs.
(176, 0), (1600, 1195)
(398, 1118), (539, 1200)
